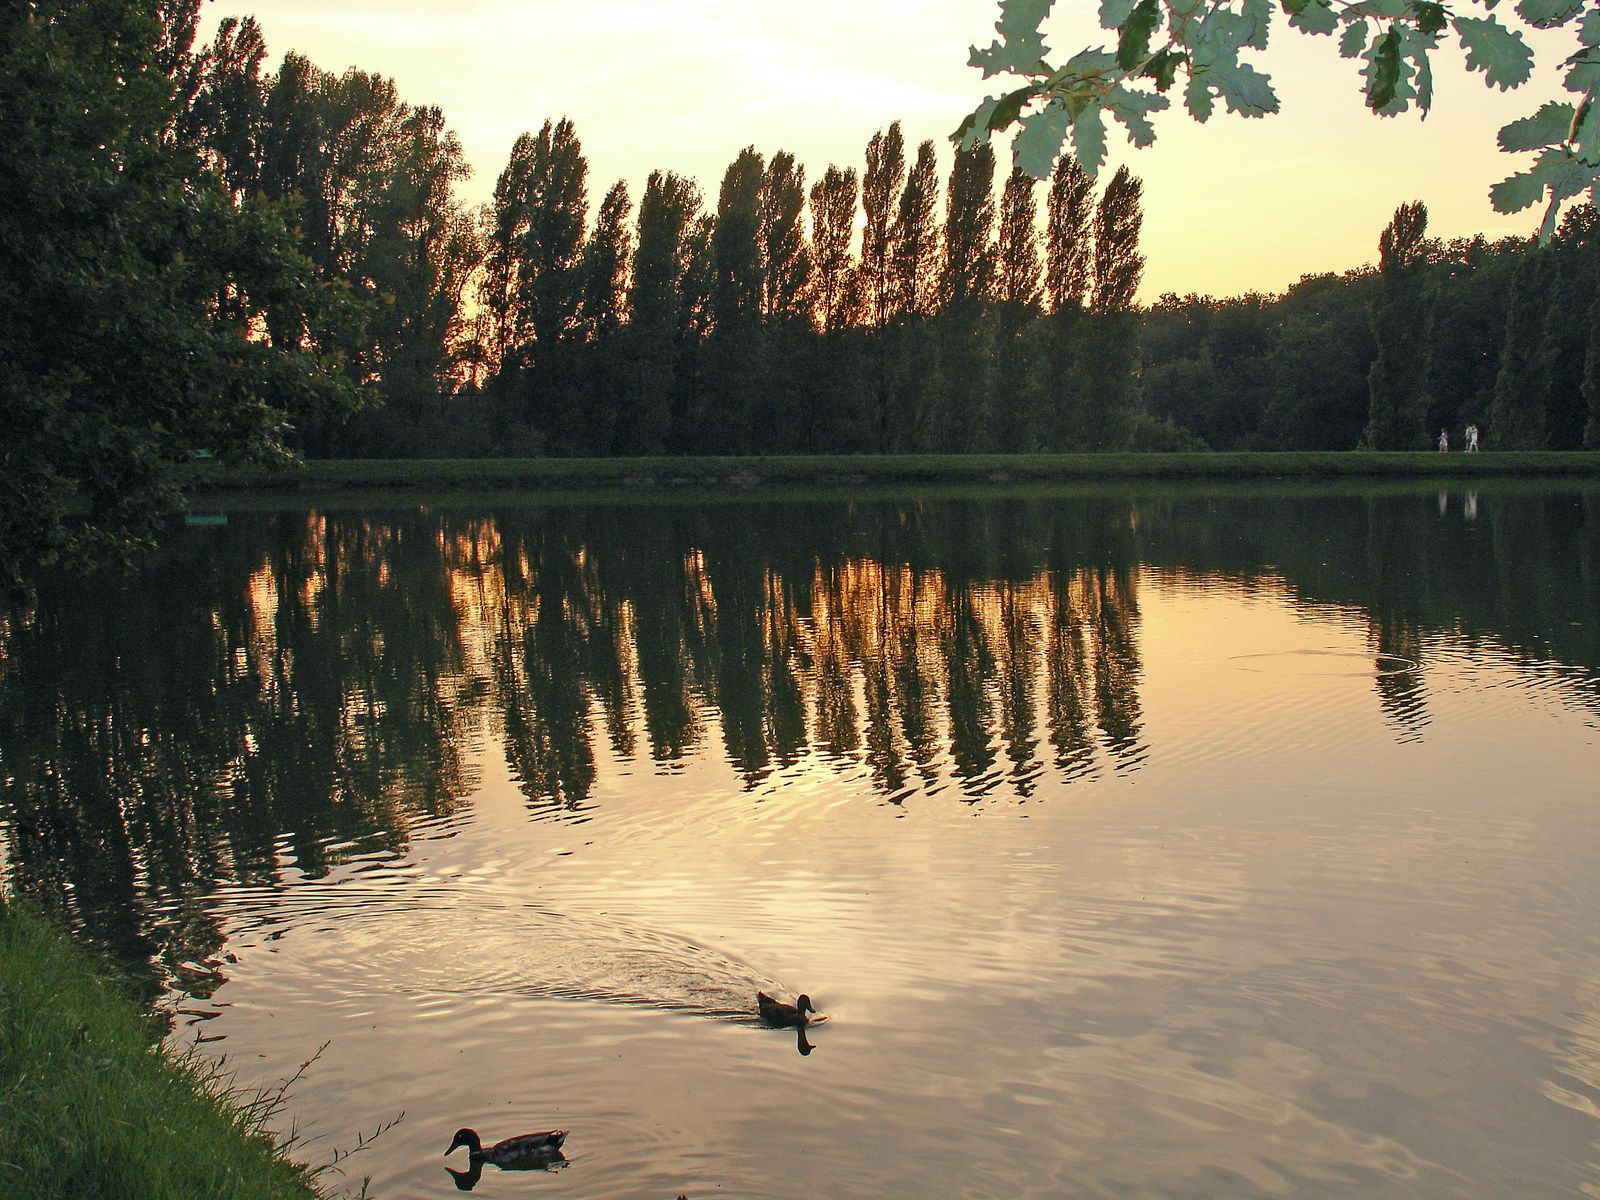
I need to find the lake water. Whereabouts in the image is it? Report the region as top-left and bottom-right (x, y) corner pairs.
(2, 483), (1598, 1199)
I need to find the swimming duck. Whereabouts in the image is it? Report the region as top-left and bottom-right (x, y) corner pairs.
(757, 991), (823, 1027)
(445, 1127), (568, 1165)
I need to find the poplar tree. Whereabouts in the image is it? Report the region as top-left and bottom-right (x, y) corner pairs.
(707, 147), (766, 452)
(758, 150), (813, 449)
(579, 181), (633, 343)
(995, 167), (1042, 311)
(860, 123), (907, 328)
(576, 180), (632, 454)
(673, 213), (718, 449)
(935, 144), (1000, 451)
(880, 140), (941, 451)
(1037, 153), (1096, 450)
(1584, 286), (1600, 449)
(1490, 247), (1555, 448)
(1365, 201), (1435, 449)
(1044, 154), (1094, 313)
(185, 16), (269, 199)
(994, 167), (1042, 448)
(809, 165), (860, 334)
(940, 143), (997, 310)
(759, 151), (812, 322)
(1090, 167), (1144, 316)
(481, 135), (536, 369)
(258, 54), (324, 247)
(622, 171), (699, 454)
(809, 165), (869, 448)
(890, 142), (941, 319)
(358, 103), (478, 428)
(524, 119), (589, 364)
(1083, 166), (1146, 450)
(712, 147), (765, 330)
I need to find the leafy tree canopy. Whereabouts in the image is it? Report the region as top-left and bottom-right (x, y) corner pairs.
(0, 1), (363, 599)
(956, 0), (1600, 238)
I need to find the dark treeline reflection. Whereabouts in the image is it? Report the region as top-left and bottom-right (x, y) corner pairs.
(459, 497), (1147, 803)
(1, 489), (1596, 986)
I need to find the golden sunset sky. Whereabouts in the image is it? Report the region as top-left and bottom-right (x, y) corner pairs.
(201, 0), (1575, 300)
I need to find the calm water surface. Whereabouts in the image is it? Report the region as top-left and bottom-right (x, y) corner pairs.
(3, 484), (1599, 1198)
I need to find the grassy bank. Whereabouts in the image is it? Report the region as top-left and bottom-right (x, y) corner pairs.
(187, 451), (1600, 495)
(0, 901), (324, 1200)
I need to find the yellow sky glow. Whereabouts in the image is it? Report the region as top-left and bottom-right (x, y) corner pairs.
(201, 0), (1576, 300)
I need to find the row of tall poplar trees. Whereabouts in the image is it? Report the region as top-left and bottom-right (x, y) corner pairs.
(471, 119), (1152, 456)
(183, 16), (1599, 458)
(181, 19), (1155, 458)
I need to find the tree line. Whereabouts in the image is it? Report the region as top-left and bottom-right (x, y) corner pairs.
(6, 3), (1598, 596)
(8, 487), (1595, 987)
(182, 16), (1600, 459)
(180, 17), (1160, 459)
(1145, 201), (1600, 451)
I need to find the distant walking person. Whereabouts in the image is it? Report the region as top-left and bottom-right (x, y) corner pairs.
(1438, 428), (1449, 452)
(1466, 423), (1480, 452)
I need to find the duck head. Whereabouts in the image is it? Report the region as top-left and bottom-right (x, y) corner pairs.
(797, 994), (816, 1018)
(446, 1128), (482, 1157)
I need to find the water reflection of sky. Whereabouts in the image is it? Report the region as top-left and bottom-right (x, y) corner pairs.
(1, 487), (1598, 1197)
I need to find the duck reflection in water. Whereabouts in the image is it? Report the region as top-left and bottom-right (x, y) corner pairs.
(445, 1151), (568, 1191)
(444, 1127), (567, 1190)
(796, 1026), (815, 1056)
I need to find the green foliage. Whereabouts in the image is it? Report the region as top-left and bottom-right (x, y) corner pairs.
(996, 167), (1045, 309)
(957, 0), (1600, 239)
(760, 151), (814, 322)
(1366, 203), (1437, 449)
(1045, 154), (1095, 312)
(810, 165), (862, 333)
(861, 124), (908, 326)
(941, 143), (1000, 308)
(185, 30), (480, 455)
(0, 902), (324, 1200)
(574, 180), (634, 455)
(892, 141), (944, 319)
(0, 1), (360, 598)
(1091, 167), (1146, 314)
(1491, 248), (1558, 446)
(620, 171), (701, 454)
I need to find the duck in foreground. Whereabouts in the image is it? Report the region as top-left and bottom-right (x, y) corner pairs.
(445, 1127), (568, 1165)
(757, 991), (825, 1027)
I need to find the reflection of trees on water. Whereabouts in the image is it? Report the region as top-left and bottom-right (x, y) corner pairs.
(0, 499), (1149, 985)
(1142, 486), (1600, 720)
(462, 503), (1148, 803)
(4, 486), (1594, 988)
(0, 512), (484, 989)
(1371, 617), (1429, 740)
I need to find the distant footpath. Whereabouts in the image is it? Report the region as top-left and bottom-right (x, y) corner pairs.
(189, 452), (1600, 494)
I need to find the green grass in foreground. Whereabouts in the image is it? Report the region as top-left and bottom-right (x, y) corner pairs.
(188, 450), (1600, 493)
(0, 900), (324, 1200)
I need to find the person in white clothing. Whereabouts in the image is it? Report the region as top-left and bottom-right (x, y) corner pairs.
(1438, 428), (1449, 452)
